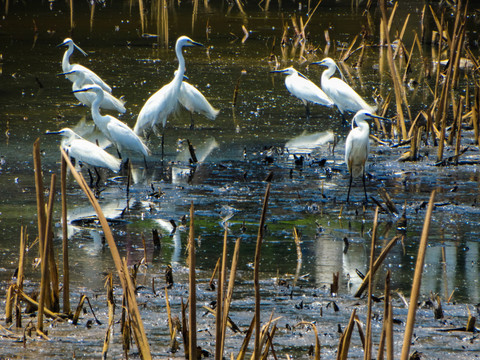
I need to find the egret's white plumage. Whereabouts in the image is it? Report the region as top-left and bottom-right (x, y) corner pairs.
(312, 58), (376, 116)
(47, 127), (121, 172)
(74, 85), (150, 160)
(271, 67), (334, 114)
(345, 110), (381, 203)
(178, 80), (220, 123)
(58, 38), (112, 93)
(62, 69), (126, 113)
(134, 36), (204, 136)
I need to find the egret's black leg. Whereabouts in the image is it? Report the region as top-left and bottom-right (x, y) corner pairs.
(347, 172), (353, 203)
(305, 103), (311, 118)
(88, 169), (94, 188)
(161, 128), (165, 164)
(189, 113), (195, 130)
(362, 169), (368, 204)
(94, 167), (101, 188)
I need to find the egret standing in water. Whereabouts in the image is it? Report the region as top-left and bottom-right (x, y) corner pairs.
(59, 70), (126, 113)
(271, 67), (334, 116)
(134, 36), (204, 154)
(74, 85), (150, 163)
(46, 127), (122, 180)
(58, 38), (112, 93)
(311, 58), (376, 116)
(178, 74), (220, 129)
(345, 110), (388, 203)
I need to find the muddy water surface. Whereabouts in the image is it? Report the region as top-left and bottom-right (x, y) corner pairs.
(1, 1), (480, 358)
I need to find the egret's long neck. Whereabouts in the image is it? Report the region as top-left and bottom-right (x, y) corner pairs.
(174, 44), (186, 86)
(321, 64), (336, 81)
(354, 118), (370, 134)
(91, 91), (107, 126)
(62, 43), (74, 73)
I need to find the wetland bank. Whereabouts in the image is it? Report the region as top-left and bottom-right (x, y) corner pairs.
(1, 0), (480, 358)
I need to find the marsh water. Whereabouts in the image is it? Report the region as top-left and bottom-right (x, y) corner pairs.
(1, 0), (480, 358)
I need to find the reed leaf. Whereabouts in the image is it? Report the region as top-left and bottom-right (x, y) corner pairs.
(60, 148), (151, 359)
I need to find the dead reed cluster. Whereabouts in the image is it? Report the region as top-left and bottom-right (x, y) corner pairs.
(4, 138), (473, 359)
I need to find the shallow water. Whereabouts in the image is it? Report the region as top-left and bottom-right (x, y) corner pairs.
(1, 0), (480, 358)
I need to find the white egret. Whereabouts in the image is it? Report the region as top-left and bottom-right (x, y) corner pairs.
(74, 85), (151, 162)
(312, 58), (376, 116)
(60, 70), (126, 113)
(133, 36), (204, 143)
(345, 110), (388, 203)
(178, 77), (220, 129)
(271, 67), (334, 116)
(58, 38), (112, 93)
(46, 127), (121, 173)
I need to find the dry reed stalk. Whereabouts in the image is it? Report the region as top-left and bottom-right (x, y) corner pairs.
(254, 312), (280, 359)
(379, 0), (407, 140)
(72, 294), (87, 325)
(220, 238), (241, 356)
(474, 83), (480, 144)
(454, 97), (464, 165)
(14, 226), (27, 327)
(260, 324), (277, 360)
(60, 149), (151, 359)
(354, 316), (365, 351)
(355, 235), (401, 297)
(188, 202), (197, 360)
(209, 257), (221, 290)
(161, 0), (169, 48)
(215, 229), (226, 360)
(392, 14), (410, 61)
(89, 1), (95, 32)
(165, 287), (173, 339)
(181, 298), (189, 359)
(297, 322), (321, 360)
(61, 156), (70, 315)
(292, 227), (302, 287)
(400, 191), (436, 360)
(237, 314), (255, 360)
(364, 207), (379, 360)
(254, 183), (271, 360)
(33, 139), (46, 269)
(37, 174), (56, 333)
(441, 247), (449, 300)
(336, 308), (357, 360)
(13, 286), (62, 320)
(377, 270), (393, 360)
(138, 0), (146, 34)
(102, 274), (114, 360)
(5, 284), (14, 324)
(69, 0), (74, 31)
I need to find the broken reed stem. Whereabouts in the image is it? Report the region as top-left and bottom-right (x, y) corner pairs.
(237, 314), (255, 360)
(400, 190), (436, 360)
(69, 0), (74, 30)
(337, 308), (357, 360)
(379, 0), (407, 140)
(37, 174), (56, 333)
(355, 235), (401, 297)
(254, 183), (271, 360)
(14, 226), (27, 327)
(188, 202), (197, 360)
(33, 139), (46, 267)
(297, 322), (321, 360)
(293, 227), (302, 288)
(60, 148), (151, 359)
(364, 207), (379, 360)
(215, 229), (227, 360)
(138, 0), (145, 34)
(221, 238), (241, 357)
(102, 273), (114, 359)
(61, 155), (70, 315)
(377, 270), (393, 360)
